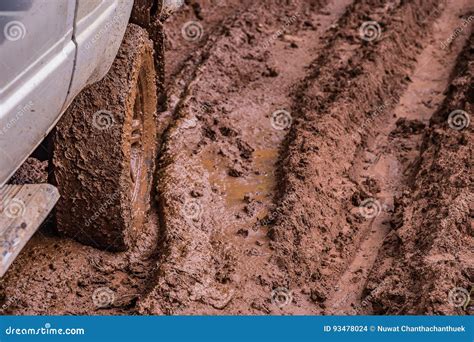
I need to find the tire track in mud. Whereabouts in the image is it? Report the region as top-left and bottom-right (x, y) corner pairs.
(164, 0), (255, 83)
(1, 28), (167, 316)
(1, 0), (472, 316)
(326, 0), (474, 314)
(138, 0), (354, 314)
(0, 0), (240, 315)
(267, 0), (446, 314)
(156, 0), (256, 139)
(365, 29), (474, 315)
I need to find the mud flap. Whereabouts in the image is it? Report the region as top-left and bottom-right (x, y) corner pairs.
(0, 184), (59, 277)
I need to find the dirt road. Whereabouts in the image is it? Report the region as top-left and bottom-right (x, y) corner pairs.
(1, 0), (472, 315)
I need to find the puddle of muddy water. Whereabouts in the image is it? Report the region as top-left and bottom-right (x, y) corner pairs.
(200, 146), (279, 263)
(201, 148), (277, 211)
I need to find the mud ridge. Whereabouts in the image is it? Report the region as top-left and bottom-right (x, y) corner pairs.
(364, 31), (474, 315)
(268, 0), (443, 312)
(1, 0), (472, 317)
(138, 0), (338, 314)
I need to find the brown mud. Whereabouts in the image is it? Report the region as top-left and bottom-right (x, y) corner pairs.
(0, 0), (472, 315)
(364, 30), (474, 315)
(53, 25), (158, 251)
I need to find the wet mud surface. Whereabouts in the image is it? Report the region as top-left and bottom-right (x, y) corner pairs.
(1, 0), (473, 315)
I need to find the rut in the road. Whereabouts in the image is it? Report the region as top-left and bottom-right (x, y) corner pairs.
(365, 29), (474, 315)
(138, 0), (353, 314)
(267, 0), (449, 314)
(1, 0), (471, 316)
(326, 0), (474, 314)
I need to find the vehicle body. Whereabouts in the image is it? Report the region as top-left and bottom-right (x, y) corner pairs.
(0, 0), (182, 276)
(0, 0), (133, 186)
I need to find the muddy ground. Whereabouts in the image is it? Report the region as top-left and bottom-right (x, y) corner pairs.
(1, 0), (473, 315)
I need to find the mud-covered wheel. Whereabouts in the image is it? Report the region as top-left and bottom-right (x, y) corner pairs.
(52, 24), (157, 251)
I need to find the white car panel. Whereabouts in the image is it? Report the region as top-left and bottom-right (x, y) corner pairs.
(0, 0), (133, 187)
(0, 0), (76, 186)
(63, 0), (133, 109)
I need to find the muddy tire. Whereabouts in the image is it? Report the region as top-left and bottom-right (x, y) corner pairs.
(52, 24), (158, 251)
